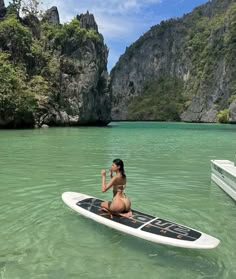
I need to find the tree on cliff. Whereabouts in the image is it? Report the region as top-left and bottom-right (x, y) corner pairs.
(22, 0), (42, 16)
(0, 53), (36, 127)
(0, 2), (109, 128)
(0, 15), (32, 63)
(8, 0), (21, 15)
(8, 0), (42, 17)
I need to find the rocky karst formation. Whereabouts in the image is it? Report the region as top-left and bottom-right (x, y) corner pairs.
(110, 0), (236, 123)
(0, 0), (6, 19)
(43, 6), (60, 25)
(77, 11), (98, 32)
(41, 10), (110, 126)
(229, 100), (236, 123)
(0, 5), (111, 128)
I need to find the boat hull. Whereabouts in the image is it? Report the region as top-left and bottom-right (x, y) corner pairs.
(211, 160), (236, 201)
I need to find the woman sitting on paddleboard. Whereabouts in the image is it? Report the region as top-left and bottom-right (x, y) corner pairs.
(101, 159), (132, 217)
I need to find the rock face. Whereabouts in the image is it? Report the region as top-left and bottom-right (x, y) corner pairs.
(77, 11), (98, 32)
(22, 14), (41, 39)
(43, 11), (110, 126)
(0, 7), (110, 128)
(44, 41), (110, 126)
(110, 0), (236, 123)
(229, 100), (236, 123)
(0, 0), (6, 19)
(43, 6), (60, 25)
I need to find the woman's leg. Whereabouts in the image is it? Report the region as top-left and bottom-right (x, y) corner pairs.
(100, 201), (111, 210)
(100, 198), (132, 217)
(101, 199), (125, 212)
(100, 201), (113, 218)
(110, 197), (131, 213)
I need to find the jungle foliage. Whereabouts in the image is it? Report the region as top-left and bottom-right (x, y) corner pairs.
(126, 2), (236, 123)
(128, 76), (185, 121)
(0, 2), (101, 127)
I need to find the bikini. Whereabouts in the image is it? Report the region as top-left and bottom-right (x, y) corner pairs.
(112, 185), (130, 213)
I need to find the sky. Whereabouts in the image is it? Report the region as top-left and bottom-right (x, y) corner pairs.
(4, 0), (209, 71)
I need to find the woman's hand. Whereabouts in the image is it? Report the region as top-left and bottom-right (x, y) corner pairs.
(101, 169), (106, 176)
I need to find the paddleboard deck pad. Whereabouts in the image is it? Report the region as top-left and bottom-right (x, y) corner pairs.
(62, 192), (220, 249)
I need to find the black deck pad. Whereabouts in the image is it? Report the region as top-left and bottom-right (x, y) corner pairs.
(141, 218), (201, 241)
(76, 198), (201, 241)
(76, 198), (154, 228)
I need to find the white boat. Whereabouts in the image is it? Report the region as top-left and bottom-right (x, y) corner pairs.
(211, 160), (236, 201)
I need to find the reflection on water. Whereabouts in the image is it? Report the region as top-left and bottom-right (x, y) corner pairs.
(0, 122), (236, 278)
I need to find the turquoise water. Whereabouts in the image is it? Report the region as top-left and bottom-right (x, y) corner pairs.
(0, 122), (236, 279)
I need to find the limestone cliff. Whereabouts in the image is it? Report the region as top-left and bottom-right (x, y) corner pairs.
(42, 11), (110, 127)
(110, 0), (236, 123)
(0, 5), (110, 128)
(43, 6), (60, 25)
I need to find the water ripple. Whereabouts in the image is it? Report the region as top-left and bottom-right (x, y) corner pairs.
(0, 123), (236, 278)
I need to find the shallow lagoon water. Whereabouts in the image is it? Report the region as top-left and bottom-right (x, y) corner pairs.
(0, 122), (236, 279)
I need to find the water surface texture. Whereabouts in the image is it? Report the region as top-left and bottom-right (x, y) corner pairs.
(0, 122), (236, 279)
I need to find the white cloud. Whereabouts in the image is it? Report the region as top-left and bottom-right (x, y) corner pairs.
(41, 0), (164, 70)
(53, 0), (163, 15)
(41, 0), (163, 18)
(4, 0), (209, 70)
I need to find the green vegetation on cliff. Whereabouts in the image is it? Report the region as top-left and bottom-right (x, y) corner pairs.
(128, 77), (184, 121)
(0, 8), (103, 128)
(183, 4), (236, 96)
(0, 52), (36, 127)
(0, 15), (32, 63)
(114, 1), (236, 123)
(42, 18), (100, 55)
(217, 109), (229, 123)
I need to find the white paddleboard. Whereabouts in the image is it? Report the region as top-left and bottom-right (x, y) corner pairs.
(62, 192), (220, 249)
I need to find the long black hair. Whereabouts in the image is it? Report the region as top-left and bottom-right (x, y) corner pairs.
(113, 158), (126, 178)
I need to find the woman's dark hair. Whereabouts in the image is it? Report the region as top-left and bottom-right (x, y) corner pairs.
(113, 158), (126, 178)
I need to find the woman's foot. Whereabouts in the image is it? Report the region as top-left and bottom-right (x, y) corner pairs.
(100, 207), (113, 219)
(118, 210), (132, 218)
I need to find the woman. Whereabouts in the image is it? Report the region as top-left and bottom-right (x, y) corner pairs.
(101, 159), (132, 217)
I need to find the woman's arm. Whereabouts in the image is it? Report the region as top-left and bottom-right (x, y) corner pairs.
(101, 170), (116, 193)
